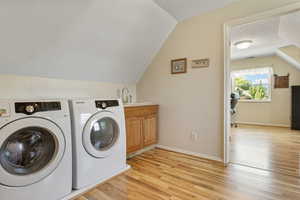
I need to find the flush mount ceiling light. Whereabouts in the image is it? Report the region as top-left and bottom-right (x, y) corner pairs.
(234, 40), (253, 50)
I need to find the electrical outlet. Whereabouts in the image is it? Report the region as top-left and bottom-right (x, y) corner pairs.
(197, 132), (201, 141)
(190, 131), (195, 141)
(190, 133), (194, 141)
(191, 130), (198, 141)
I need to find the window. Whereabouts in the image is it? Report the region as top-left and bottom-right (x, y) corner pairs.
(231, 67), (273, 102)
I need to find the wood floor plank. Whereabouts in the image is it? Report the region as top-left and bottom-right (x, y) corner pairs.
(230, 125), (300, 177)
(74, 148), (300, 200)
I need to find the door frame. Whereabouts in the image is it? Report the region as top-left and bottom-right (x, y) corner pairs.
(223, 2), (300, 165)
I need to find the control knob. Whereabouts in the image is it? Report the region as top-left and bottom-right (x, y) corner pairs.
(25, 105), (35, 114)
(101, 102), (107, 109)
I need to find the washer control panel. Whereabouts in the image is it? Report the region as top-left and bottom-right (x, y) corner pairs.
(0, 103), (10, 117)
(95, 100), (119, 109)
(15, 102), (61, 115)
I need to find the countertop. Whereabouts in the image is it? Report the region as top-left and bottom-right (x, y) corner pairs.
(123, 102), (158, 107)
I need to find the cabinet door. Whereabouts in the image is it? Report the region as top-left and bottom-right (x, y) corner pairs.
(126, 117), (143, 153)
(143, 115), (157, 147)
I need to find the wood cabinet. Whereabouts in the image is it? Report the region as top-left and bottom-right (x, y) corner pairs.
(143, 115), (157, 146)
(125, 117), (143, 153)
(125, 105), (158, 154)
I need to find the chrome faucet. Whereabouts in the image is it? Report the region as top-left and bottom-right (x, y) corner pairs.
(121, 87), (130, 104)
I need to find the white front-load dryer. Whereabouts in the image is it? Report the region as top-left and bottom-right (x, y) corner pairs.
(69, 99), (127, 189)
(0, 99), (72, 200)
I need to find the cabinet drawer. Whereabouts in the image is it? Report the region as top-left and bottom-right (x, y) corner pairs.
(125, 105), (158, 118)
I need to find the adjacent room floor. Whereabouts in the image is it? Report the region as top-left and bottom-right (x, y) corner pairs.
(74, 148), (300, 200)
(230, 125), (300, 177)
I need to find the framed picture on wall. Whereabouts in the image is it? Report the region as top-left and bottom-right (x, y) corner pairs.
(274, 74), (289, 88)
(171, 58), (187, 74)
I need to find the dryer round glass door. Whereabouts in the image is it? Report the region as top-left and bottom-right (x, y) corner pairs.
(90, 117), (119, 151)
(0, 117), (65, 187)
(83, 111), (120, 158)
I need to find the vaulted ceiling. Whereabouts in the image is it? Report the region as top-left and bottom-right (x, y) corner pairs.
(0, 0), (178, 83)
(153, 0), (239, 21)
(231, 11), (300, 60)
(0, 0), (240, 83)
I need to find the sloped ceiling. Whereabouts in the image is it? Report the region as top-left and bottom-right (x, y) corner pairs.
(0, 0), (245, 83)
(279, 11), (300, 47)
(0, 0), (176, 83)
(153, 0), (239, 21)
(231, 10), (300, 60)
(231, 17), (290, 60)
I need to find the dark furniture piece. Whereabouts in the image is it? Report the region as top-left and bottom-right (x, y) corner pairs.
(292, 86), (300, 130)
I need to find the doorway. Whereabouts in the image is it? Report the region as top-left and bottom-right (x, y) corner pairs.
(223, 3), (300, 177)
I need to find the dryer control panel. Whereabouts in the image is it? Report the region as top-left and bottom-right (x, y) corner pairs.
(95, 100), (119, 109)
(15, 102), (61, 115)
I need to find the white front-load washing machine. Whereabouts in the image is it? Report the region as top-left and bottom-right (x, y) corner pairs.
(0, 99), (72, 200)
(69, 99), (127, 189)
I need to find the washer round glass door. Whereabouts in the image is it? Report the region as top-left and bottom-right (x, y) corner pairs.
(0, 117), (65, 187)
(83, 111), (120, 158)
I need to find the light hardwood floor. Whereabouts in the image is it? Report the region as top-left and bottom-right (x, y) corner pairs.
(230, 125), (300, 177)
(74, 148), (300, 200)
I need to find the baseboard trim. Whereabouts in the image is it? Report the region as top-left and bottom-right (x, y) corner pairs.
(61, 165), (131, 200)
(156, 144), (223, 163)
(127, 144), (156, 159)
(236, 121), (290, 128)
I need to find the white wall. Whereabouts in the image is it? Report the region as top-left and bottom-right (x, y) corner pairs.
(231, 55), (300, 127)
(0, 74), (136, 101)
(137, 0), (300, 160)
(0, 0), (176, 83)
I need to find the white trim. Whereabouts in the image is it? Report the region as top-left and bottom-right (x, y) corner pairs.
(223, 2), (300, 165)
(276, 48), (300, 70)
(238, 100), (271, 103)
(61, 165), (131, 200)
(224, 22), (231, 165)
(156, 144), (222, 162)
(236, 121), (290, 128)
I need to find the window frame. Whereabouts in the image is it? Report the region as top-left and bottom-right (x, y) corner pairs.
(231, 67), (273, 103)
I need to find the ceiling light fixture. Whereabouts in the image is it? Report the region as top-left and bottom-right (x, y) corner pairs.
(234, 40), (253, 50)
